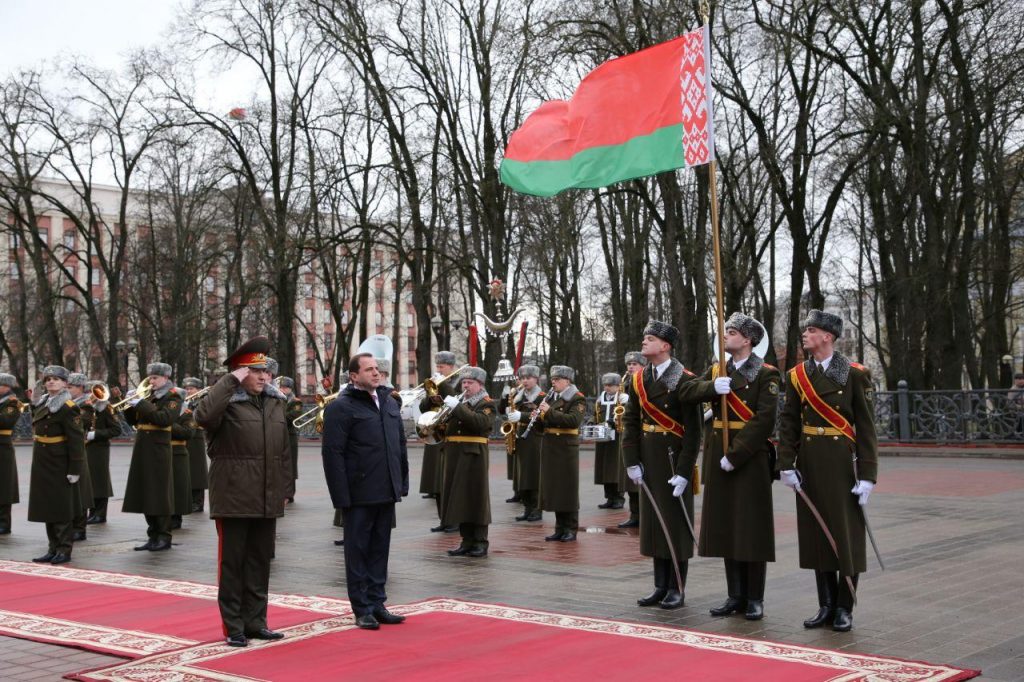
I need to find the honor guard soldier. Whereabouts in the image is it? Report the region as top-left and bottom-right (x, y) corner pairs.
(67, 374), (96, 542)
(0, 373), (22, 534)
(170, 386), (196, 529)
(538, 365), (586, 542)
(275, 374), (304, 504)
(439, 366), (494, 557)
(419, 351), (458, 532)
(508, 364), (545, 522)
(616, 352), (646, 528)
(182, 378), (209, 513)
(84, 380), (120, 524)
(122, 362), (179, 551)
(594, 372), (627, 510)
(777, 310), (878, 633)
(28, 366), (85, 564)
(195, 336), (293, 647)
(679, 313), (781, 620)
(621, 321), (701, 609)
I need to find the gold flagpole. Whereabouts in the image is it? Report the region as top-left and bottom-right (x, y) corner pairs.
(708, 159), (729, 452)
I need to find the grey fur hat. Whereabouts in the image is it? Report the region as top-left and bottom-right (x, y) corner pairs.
(601, 372), (622, 386)
(41, 365), (70, 381)
(265, 357), (279, 376)
(461, 366), (487, 383)
(517, 364), (540, 379)
(435, 351), (457, 366)
(549, 365), (575, 381)
(67, 373), (88, 387)
(376, 359), (392, 374)
(276, 376), (295, 389)
(643, 320), (679, 347)
(146, 362), (173, 378)
(0, 373), (18, 388)
(182, 377), (204, 389)
(802, 309), (843, 339)
(725, 312), (765, 347)
(624, 351), (646, 366)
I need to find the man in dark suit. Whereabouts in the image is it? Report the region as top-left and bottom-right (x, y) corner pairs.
(322, 353), (410, 631)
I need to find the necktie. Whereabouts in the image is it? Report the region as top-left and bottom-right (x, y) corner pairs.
(372, 392), (380, 410)
(726, 360), (735, 374)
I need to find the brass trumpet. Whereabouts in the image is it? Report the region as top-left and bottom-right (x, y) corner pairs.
(110, 377), (154, 411)
(88, 382), (110, 404)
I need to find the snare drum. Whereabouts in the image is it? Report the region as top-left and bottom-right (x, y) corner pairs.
(581, 424), (615, 442)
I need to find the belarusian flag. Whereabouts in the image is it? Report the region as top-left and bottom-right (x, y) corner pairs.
(501, 28), (715, 197)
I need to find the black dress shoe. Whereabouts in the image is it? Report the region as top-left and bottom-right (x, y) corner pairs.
(247, 628), (284, 640)
(745, 600), (764, 620)
(544, 532), (563, 541)
(430, 524), (446, 532)
(709, 597), (745, 617)
(617, 518), (639, 528)
(334, 539), (345, 546)
(421, 493), (434, 499)
(148, 540), (172, 551)
(559, 532), (577, 542)
(72, 530), (86, 542)
(170, 519), (182, 530)
(598, 500), (614, 509)
(0, 527), (11, 534)
(372, 608), (406, 624)
(134, 541), (155, 551)
(191, 504), (202, 513)
(443, 525), (458, 533)
(832, 607), (853, 632)
(505, 494), (521, 503)
(467, 546), (488, 557)
(609, 499), (625, 509)
(50, 553), (72, 565)
(447, 546), (470, 556)
(803, 606), (834, 629)
(226, 633), (248, 647)
(514, 513), (530, 521)
(637, 588), (668, 607)
(32, 552), (56, 563)
(86, 515), (105, 525)
(659, 589), (684, 609)
(525, 511), (542, 522)
(355, 613), (380, 630)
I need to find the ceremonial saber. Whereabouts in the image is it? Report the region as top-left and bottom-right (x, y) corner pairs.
(792, 479), (857, 605)
(667, 448), (698, 551)
(853, 458), (886, 571)
(637, 478), (684, 596)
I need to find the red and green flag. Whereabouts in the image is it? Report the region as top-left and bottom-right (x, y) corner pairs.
(501, 27), (715, 197)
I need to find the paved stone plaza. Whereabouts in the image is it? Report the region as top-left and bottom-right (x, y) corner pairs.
(1, 443), (1021, 680)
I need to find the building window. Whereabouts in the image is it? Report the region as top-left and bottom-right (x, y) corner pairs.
(375, 312), (383, 326)
(91, 269), (100, 286)
(205, 276), (215, 293)
(305, 308), (313, 323)
(63, 232), (75, 251)
(306, 360), (315, 375)
(325, 332), (333, 349)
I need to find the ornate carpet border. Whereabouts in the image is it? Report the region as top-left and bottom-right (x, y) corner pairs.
(0, 609), (195, 658)
(71, 599), (978, 682)
(0, 559), (350, 614)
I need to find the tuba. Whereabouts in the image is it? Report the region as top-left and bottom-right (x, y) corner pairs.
(415, 390), (467, 445)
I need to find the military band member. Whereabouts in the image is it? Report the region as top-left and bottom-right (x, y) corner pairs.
(122, 362), (179, 551)
(622, 321), (701, 609)
(195, 336), (293, 646)
(84, 380), (120, 524)
(507, 364), (544, 522)
(276, 375), (303, 505)
(538, 365), (586, 542)
(0, 373), (22, 534)
(28, 365), (85, 564)
(67, 374), (96, 542)
(438, 366), (494, 557)
(616, 352), (646, 528)
(182, 378), (209, 513)
(419, 351), (458, 532)
(678, 313), (781, 620)
(777, 309), (878, 633)
(171, 388), (196, 529)
(594, 373), (627, 510)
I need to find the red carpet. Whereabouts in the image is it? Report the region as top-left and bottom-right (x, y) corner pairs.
(0, 560), (348, 657)
(73, 599), (979, 682)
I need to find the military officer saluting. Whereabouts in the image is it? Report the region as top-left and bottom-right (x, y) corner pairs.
(67, 374), (96, 542)
(182, 378), (210, 513)
(507, 364), (545, 522)
(679, 313), (781, 620)
(420, 351), (459, 532)
(122, 362), (180, 551)
(616, 352), (646, 529)
(594, 372), (627, 510)
(28, 365), (85, 564)
(777, 309), (878, 633)
(538, 365), (587, 542)
(621, 321), (701, 609)
(0, 373), (23, 535)
(84, 380), (120, 524)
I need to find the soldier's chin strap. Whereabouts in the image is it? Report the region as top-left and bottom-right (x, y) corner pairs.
(637, 478), (684, 595)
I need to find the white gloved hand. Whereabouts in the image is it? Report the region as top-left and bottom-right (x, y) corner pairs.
(66, 474), (80, 484)
(720, 456), (735, 472)
(86, 430), (96, 442)
(851, 480), (874, 506)
(443, 395), (460, 409)
(668, 475), (688, 497)
(780, 469), (800, 490)
(507, 410), (522, 422)
(713, 377), (732, 395)
(129, 397), (142, 407)
(626, 465), (643, 484)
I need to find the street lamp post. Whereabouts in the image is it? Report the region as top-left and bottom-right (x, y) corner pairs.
(115, 340), (137, 391)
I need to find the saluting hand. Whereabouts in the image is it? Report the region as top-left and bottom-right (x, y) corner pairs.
(231, 367), (251, 382)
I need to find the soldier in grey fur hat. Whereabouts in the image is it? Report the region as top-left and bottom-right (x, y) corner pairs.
(508, 364), (545, 522)
(0, 373), (22, 534)
(419, 351), (459, 530)
(538, 365), (587, 541)
(66, 374), (95, 542)
(594, 372), (627, 510)
(617, 352), (647, 529)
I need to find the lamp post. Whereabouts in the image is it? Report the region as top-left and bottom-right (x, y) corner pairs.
(1002, 354), (1014, 388)
(115, 339), (137, 391)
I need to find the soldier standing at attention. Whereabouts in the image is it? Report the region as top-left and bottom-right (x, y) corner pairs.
(0, 373), (22, 535)
(420, 351), (458, 533)
(594, 372), (627, 510)
(66, 374), (96, 542)
(538, 365), (587, 543)
(84, 381), (120, 525)
(182, 378), (209, 513)
(507, 364), (545, 523)
(616, 352), (646, 529)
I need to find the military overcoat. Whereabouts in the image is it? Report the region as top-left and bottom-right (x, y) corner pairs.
(440, 393), (495, 526)
(122, 387), (178, 515)
(82, 401), (120, 498)
(539, 388), (587, 513)
(419, 376), (458, 495)
(593, 391), (626, 485)
(511, 387), (545, 492)
(0, 395), (22, 506)
(171, 401), (196, 515)
(27, 392), (85, 523)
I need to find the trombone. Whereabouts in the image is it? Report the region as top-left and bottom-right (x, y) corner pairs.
(292, 389), (342, 429)
(398, 364), (469, 408)
(184, 386), (212, 405)
(110, 377), (154, 411)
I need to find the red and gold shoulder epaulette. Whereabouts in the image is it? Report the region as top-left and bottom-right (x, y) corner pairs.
(764, 363), (777, 370)
(682, 368), (695, 377)
(850, 362), (867, 371)
(483, 396), (493, 402)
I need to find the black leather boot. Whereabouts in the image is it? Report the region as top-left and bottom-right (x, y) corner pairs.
(803, 570), (837, 628)
(637, 558), (668, 606)
(745, 561), (766, 620)
(709, 559), (746, 616)
(833, 574), (858, 632)
(660, 560), (687, 609)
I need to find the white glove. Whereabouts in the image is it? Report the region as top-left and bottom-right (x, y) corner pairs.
(668, 475), (687, 497)
(720, 456), (735, 472)
(86, 430), (96, 442)
(66, 474), (80, 484)
(507, 410), (522, 422)
(713, 377), (732, 395)
(129, 397), (142, 407)
(780, 469), (800, 490)
(443, 395), (460, 409)
(626, 465), (643, 484)
(851, 480), (874, 506)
